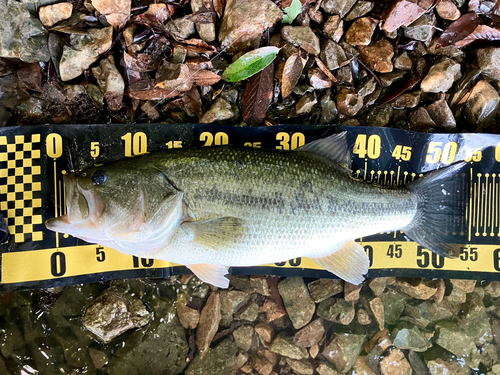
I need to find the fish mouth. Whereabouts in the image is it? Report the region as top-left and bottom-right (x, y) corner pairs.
(45, 174), (106, 233)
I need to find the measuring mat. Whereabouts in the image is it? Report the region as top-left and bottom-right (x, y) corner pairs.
(0, 124), (499, 291)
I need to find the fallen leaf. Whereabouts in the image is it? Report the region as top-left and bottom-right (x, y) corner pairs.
(127, 82), (181, 100)
(314, 56), (337, 83)
(213, 0), (225, 17)
(242, 63), (274, 124)
(282, 0), (303, 24)
(222, 46), (280, 82)
(281, 52), (305, 99)
(123, 52), (159, 72)
(17, 63), (43, 92)
(188, 69), (222, 86)
(436, 12), (481, 48)
(161, 98), (184, 112)
(454, 25), (500, 48)
(135, 13), (168, 34)
(182, 86), (203, 118)
(174, 39), (218, 54)
(377, 77), (421, 105)
(382, 0), (434, 33)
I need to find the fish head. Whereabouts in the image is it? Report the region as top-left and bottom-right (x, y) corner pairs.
(46, 161), (182, 246)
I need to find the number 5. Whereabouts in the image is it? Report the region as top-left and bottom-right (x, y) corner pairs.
(90, 142), (100, 158)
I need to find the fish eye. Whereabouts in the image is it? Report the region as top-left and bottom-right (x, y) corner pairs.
(91, 170), (107, 185)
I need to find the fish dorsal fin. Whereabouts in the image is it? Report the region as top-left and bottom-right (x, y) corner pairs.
(181, 217), (246, 249)
(187, 264), (229, 288)
(311, 240), (370, 285)
(296, 131), (351, 171)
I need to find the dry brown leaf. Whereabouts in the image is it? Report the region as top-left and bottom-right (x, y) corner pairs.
(161, 98), (185, 113)
(282, 52), (305, 99)
(213, 0), (225, 18)
(189, 69), (222, 86)
(242, 63), (274, 125)
(175, 39), (218, 54)
(182, 86), (203, 118)
(127, 88), (181, 100)
(17, 63), (42, 92)
(382, 0), (434, 33)
(314, 56), (337, 83)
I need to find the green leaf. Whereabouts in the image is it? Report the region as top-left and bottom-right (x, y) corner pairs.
(222, 47), (280, 82)
(282, 0), (302, 24)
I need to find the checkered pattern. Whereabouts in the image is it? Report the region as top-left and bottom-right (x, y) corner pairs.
(0, 134), (43, 243)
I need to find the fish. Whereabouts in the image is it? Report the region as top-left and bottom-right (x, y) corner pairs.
(45, 132), (467, 288)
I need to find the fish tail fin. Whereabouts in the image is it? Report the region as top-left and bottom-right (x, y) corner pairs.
(404, 162), (469, 258)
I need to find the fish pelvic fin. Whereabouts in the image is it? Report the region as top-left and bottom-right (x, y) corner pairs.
(296, 131), (351, 171)
(181, 217), (247, 249)
(187, 264), (229, 288)
(404, 162), (468, 258)
(311, 240), (370, 285)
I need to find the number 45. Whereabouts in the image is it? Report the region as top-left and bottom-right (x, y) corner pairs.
(392, 145), (412, 161)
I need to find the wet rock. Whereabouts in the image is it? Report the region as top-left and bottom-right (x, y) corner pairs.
(259, 298), (287, 323)
(380, 289), (407, 326)
(477, 47), (500, 81)
(200, 97), (234, 123)
(89, 348), (109, 369)
(186, 339), (239, 375)
(107, 299), (188, 375)
(196, 291), (221, 354)
(420, 58), (461, 93)
(404, 14), (436, 43)
(166, 17), (196, 40)
(391, 91), (423, 109)
(366, 104), (393, 127)
(59, 27), (113, 81)
(322, 332), (366, 373)
(92, 55), (124, 111)
(379, 70), (406, 87)
(144, 3), (172, 22)
(369, 297), (385, 330)
(82, 288), (152, 343)
(233, 325), (254, 351)
(320, 40), (347, 70)
(140, 101), (161, 121)
(436, 0), (460, 20)
(296, 92), (319, 115)
(281, 26), (320, 56)
(358, 77), (378, 99)
(235, 300), (259, 321)
(346, 17), (377, 46)
(191, 0), (216, 42)
(220, 290), (250, 326)
(410, 107), (436, 131)
(369, 277), (394, 296)
(16, 97), (45, 122)
(318, 297), (355, 325)
(177, 301), (200, 329)
(427, 358), (470, 375)
(255, 322), (274, 344)
(0, 0), (49, 63)
(323, 16), (343, 43)
(427, 99), (456, 129)
(353, 356), (377, 375)
(250, 276), (271, 295)
(219, 0), (282, 53)
(358, 38), (394, 73)
(270, 333), (308, 360)
(380, 348), (412, 375)
(393, 326), (430, 352)
(396, 279), (439, 300)
(316, 363), (341, 375)
(39, 2), (73, 27)
(464, 80), (500, 131)
(337, 88), (363, 118)
(252, 353), (274, 375)
(345, 283), (362, 302)
(320, 93), (338, 123)
(451, 279), (476, 293)
(435, 321), (481, 368)
(321, 0), (357, 18)
(345, 1), (374, 21)
(286, 358), (314, 375)
(294, 319), (325, 348)
(394, 52), (413, 71)
(278, 277), (315, 329)
(485, 281), (500, 298)
(309, 68), (333, 89)
(357, 308), (372, 325)
(92, 0), (130, 28)
(336, 65), (354, 85)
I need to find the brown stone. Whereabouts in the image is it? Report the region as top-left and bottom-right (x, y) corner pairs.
(396, 279), (439, 300)
(259, 298), (287, 323)
(219, 0), (282, 53)
(196, 292), (221, 354)
(255, 322), (275, 344)
(294, 319), (325, 348)
(354, 356), (378, 375)
(357, 308), (372, 325)
(369, 297), (384, 331)
(323, 15), (343, 43)
(337, 88), (363, 118)
(281, 26), (321, 56)
(436, 0), (461, 20)
(177, 302), (200, 329)
(39, 2), (73, 27)
(344, 282), (362, 302)
(380, 348), (412, 375)
(346, 17), (377, 46)
(358, 39), (394, 73)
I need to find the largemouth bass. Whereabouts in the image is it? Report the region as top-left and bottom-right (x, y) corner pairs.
(46, 132), (466, 288)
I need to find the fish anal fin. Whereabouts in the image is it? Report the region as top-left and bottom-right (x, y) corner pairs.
(182, 217), (246, 249)
(296, 131), (351, 171)
(311, 240), (370, 285)
(187, 264), (229, 288)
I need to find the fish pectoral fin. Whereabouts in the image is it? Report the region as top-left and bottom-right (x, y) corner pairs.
(187, 264), (229, 288)
(311, 240), (370, 285)
(181, 217), (246, 249)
